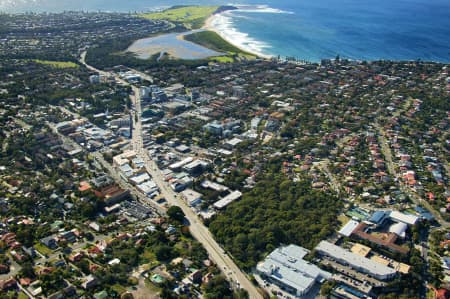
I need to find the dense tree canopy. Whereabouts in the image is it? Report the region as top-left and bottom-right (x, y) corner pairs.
(167, 205), (185, 223)
(209, 174), (342, 269)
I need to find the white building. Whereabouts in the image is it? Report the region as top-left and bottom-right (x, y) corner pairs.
(140, 86), (152, 99)
(213, 190), (242, 209)
(129, 172), (151, 185)
(181, 189), (203, 207)
(389, 211), (419, 226)
(389, 222), (408, 238)
(201, 180), (229, 192)
(315, 241), (397, 281)
(110, 117), (131, 128)
(183, 159), (209, 174)
(257, 244), (331, 297)
(113, 150), (137, 167)
(137, 180), (158, 196)
(223, 137), (243, 150)
(89, 74), (100, 84)
(169, 157), (194, 171)
(338, 219), (360, 237)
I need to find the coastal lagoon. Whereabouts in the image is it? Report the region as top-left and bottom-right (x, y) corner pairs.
(127, 30), (223, 60)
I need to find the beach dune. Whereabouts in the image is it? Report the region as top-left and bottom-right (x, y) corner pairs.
(202, 9), (273, 59)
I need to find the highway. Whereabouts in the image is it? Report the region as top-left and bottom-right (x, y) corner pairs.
(79, 53), (262, 298)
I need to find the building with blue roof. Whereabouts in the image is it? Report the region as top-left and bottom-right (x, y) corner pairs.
(414, 206), (435, 221)
(368, 210), (390, 226)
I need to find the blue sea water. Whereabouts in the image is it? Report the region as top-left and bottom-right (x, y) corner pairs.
(231, 0), (450, 62)
(1, 0), (450, 62)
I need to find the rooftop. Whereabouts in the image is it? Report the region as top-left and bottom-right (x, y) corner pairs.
(316, 241), (397, 278)
(389, 210), (419, 226)
(181, 188), (203, 205)
(213, 190), (242, 209)
(368, 210), (389, 224)
(338, 219), (359, 237)
(351, 243), (371, 257)
(257, 244), (331, 295)
(351, 222), (408, 254)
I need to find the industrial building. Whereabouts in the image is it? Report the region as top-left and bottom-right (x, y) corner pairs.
(338, 220), (360, 237)
(213, 190), (242, 210)
(200, 180), (229, 192)
(256, 244), (331, 297)
(168, 157), (194, 171)
(183, 159), (210, 175)
(181, 189), (203, 207)
(315, 241), (397, 281)
(389, 211), (419, 226)
(136, 180), (158, 196)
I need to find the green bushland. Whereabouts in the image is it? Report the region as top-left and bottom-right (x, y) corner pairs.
(209, 56), (235, 63)
(183, 30), (255, 58)
(208, 174), (342, 270)
(18, 292), (29, 299)
(139, 6), (219, 29)
(34, 242), (54, 255)
(31, 59), (79, 68)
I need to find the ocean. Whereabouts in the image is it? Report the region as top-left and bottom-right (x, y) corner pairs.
(2, 0), (450, 63)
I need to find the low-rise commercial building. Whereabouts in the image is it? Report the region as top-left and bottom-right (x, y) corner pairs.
(183, 159), (209, 175)
(315, 241), (397, 281)
(213, 190), (242, 210)
(94, 185), (130, 206)
(181, 189), (203, 207)
(389, 211), (419, 226)
(168, 157), (194, 172)
(257, 244), (331, 297)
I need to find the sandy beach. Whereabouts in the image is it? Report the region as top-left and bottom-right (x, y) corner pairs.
(202, 11), (273, 59)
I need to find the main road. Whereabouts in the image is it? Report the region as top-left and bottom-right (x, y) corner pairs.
(80, 52), (262, 298)
(46, 110), (165, 216)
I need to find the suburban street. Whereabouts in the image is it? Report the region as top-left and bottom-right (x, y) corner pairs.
(375, 122), (450, 228)
(80, 53), (262, 298)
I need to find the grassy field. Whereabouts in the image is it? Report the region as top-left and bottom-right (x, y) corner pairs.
(34, 242), (54, 256)
(337, 214), (351, 226)
(139, 6), (219, 29)
(183, 30), (256, 60)
(112, 284), (127, 295)
(32, 59), (79, 68)
(141, 249), (160, 268)
(18, 292), (28, 299)
(209, 56), (235, 63)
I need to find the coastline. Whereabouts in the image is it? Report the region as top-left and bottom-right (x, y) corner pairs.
(202, 12), (273, 60)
